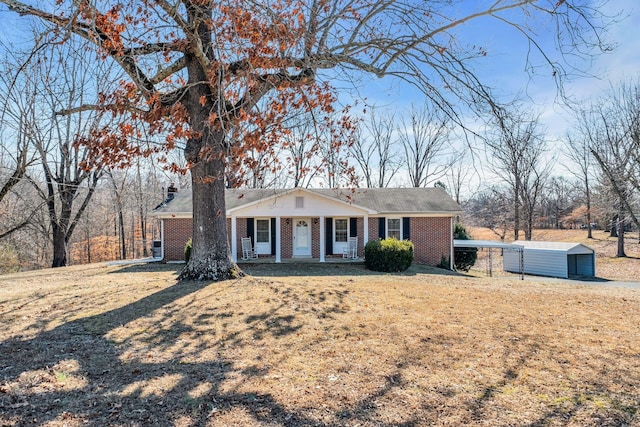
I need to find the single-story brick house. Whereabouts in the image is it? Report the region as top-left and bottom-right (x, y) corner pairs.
(152, 187), (461, 267)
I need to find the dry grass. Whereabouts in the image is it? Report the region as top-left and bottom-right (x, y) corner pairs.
(467, 227), (640, 281)
(1, 262), (639, 426)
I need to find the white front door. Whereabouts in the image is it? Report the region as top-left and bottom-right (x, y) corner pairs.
(293, 218), (312, 257)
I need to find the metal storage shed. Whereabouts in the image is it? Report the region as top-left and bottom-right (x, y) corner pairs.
(503, 241), (596, 278)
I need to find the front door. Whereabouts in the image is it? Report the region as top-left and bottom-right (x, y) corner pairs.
(293, 218), (312, 257)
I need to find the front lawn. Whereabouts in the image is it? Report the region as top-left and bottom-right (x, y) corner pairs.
(1, 263), (638, 426)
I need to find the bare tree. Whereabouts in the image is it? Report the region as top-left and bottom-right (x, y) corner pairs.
(0, 134), (32, 240)
(107, 170), (128, 260)
(318, 117), (356, 188)
(24, 42), (110, 267)
(446, 148), (475, 206)
(486, 106), (550, 240)
(282, 113), (322, 188)
(400, 103), (453, 188)
(350, 109), (401, 188)
(0, 50), (40, 239)
(578, 83), (640, 256)
(464, 186), (513, 241)
(563, 133), (596, 238)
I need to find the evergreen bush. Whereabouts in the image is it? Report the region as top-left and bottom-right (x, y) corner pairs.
(453, 223), (477, 272)
(364, 238), (414, 272)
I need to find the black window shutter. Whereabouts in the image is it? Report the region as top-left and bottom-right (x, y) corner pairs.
(270, 218), (276, 255)
(246, 218), (254, 243)
(349, 218), (358, 237)
(378, 217), (386, 239)
(325, 217), (333, 255)
(403, 217), (411, 240)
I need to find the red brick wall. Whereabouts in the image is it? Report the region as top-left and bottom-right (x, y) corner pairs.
(163, 218), (192, 261)
(281, 218), (293, 258)
(411, 217), (452, 265)
(311, 218), (320, 258)
(163, 215), (452, 265)
(236, 219), (247, 260)
(368, 219), (378, 246)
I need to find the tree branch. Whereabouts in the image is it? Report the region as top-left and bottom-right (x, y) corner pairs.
(0, 218), (30, 240)
(591, 149), (640, 228)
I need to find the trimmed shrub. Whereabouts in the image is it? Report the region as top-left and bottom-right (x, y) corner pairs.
(453, 223), (477, 272)
(184, 238), (192, 263)
(364, 238), (414, 272)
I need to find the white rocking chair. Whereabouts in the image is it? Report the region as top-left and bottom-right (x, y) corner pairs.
(241, 237), (258, 260)
(342, 236), (358, 259)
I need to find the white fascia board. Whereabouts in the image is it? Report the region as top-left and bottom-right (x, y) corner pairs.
(372, 212), (459, 217)
(152, 212), (192, 219)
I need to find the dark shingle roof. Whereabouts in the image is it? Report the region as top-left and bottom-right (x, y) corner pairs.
(309, 188), (460, 214)
(153, 187), (461, 216)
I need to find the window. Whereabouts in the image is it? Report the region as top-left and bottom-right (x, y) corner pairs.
(256, 219), (270, 243)
(335, 218), (348, 243)
(387, 218), (401, 239)
(295, 196), (304, 208)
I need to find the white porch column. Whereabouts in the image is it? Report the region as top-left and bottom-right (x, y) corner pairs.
(450, 216), (454, 270)
(363, 215), (369, 246)
(319, 216), (325, 262)
(160, 219), (165, 260)
(275, 216), (282, 263)
(231, 216), (237, 263)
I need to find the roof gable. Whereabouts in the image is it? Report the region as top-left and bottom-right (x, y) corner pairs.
(228, 188), (374, 217)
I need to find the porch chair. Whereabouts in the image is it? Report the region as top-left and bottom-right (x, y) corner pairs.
(342, 236), (358, 259)
(241, 237), (258, 260)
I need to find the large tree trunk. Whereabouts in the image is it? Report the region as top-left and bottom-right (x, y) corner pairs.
(514, 181), (520, 241)
(51, 227), (67, 267)
(585, 177), (593, 239)
(616, 217), (627, 258)
(178, 148), (240, 281)
(117, 208), (126, 260)
(177, 7), (241, 281)
(616, 215), (626, 258)
(610, 214), (618, 238)
(51, 190), (73, 268)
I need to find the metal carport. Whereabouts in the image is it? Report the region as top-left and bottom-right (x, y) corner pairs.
(454, 240), (524, 279)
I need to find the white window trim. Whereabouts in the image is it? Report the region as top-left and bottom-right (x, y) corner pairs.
(386, 217), (402, 240)
(334, 218), (349, 245)
(255, 218), (271, 245)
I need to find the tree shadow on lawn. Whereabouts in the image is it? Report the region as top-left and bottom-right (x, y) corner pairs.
(0, 274), (422, 426)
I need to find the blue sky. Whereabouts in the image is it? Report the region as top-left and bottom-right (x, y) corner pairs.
(351, 0), (639, 141)
(329, 0), (640, 190)
(1, 0), (638, 191)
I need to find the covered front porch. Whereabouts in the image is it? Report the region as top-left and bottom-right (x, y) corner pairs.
(229, 215), (370, 263)
(228, 188), (376, 264)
